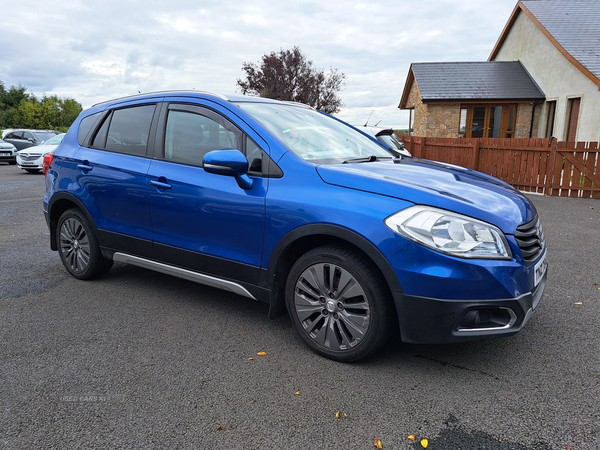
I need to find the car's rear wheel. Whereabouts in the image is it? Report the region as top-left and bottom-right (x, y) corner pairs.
(285, 245), (394, 362)
(57, 208), (113, 280)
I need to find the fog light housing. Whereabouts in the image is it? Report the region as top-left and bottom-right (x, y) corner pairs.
(456, 307), (517, 332)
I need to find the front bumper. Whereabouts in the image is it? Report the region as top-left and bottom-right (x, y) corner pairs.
(394, 270), (547, 344)
(17, 156), (43, 169)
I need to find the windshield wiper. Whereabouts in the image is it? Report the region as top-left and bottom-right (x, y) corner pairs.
(342, 155), (390, 164)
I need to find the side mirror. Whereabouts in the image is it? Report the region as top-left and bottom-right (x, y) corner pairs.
(203, 149), (254, 190)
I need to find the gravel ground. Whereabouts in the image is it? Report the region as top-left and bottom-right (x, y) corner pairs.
(1, 162), (599, 449)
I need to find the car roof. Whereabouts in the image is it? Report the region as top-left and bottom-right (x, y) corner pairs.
(358, 126), (396, 137)
(7, 129), (59, 133)
(91, 90), (313, 110)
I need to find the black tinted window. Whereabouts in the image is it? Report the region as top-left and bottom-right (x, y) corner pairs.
(246, 136), (264, 174)
(78, 112), (102, 146)
(92, 105), (156, 156)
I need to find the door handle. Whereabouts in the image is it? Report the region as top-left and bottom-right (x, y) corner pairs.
(150, 179), (172, 189)
(77, 162), (93, 173)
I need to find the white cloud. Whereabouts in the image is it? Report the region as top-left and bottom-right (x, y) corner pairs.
(0, 0), (518, 127)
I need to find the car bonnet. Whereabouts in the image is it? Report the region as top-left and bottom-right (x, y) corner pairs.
(316, 158), (536, 234)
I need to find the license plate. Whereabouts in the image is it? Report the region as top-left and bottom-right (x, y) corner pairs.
(534, 251), (547, 286)
(0, 152), (10, 156)
(22, 163), (36, 166)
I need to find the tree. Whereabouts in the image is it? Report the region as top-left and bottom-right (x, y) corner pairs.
(236, 46), (346, 115)
(0, 80), (83, 131)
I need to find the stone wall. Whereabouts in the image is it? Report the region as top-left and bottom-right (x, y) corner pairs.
(406, 83), (462, 138)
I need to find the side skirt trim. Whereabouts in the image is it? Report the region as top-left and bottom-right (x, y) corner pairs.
(113, 252), (257, 300)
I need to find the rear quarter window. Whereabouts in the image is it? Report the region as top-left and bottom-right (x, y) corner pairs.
(78, 112), (103, 146)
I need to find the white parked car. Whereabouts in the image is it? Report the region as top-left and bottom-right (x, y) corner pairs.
(357, 126), (411, 158)
(0, 138), (18, 165)
(17, 133), (65, 173)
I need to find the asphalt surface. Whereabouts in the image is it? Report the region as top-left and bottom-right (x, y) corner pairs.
(1, 162), (599, 449)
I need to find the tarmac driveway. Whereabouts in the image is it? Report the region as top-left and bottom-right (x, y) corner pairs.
(0, 163), (599, 449)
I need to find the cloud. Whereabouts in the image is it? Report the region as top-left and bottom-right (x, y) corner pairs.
(0, 0), (518, 126)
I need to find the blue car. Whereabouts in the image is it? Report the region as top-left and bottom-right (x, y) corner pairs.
(43, 91), (547, 362)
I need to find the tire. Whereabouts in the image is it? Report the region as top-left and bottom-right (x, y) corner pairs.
(57, 208), (113, 280)
(8, 161), (16, 165)
(285, 245), (394, 362)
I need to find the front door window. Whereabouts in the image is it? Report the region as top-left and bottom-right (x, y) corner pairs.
(464, 104), (517, 139)
(471, 107), (486, 138)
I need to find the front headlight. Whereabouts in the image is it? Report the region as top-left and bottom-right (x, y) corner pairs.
(385, 206), (512, 259)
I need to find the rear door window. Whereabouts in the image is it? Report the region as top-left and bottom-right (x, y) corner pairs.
(91, 104), (156, 156)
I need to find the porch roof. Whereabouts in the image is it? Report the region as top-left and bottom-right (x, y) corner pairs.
(399, 61), (545, 108)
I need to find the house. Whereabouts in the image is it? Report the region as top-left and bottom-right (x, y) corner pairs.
(400, 0), (600, 142)
(399, 61), (545, 138)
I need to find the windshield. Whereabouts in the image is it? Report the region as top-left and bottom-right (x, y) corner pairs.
(43, 134), (65, 145)
(236, 102), (394, 163)
(33, 131), (59, 143)
(377, 133), (405, 150)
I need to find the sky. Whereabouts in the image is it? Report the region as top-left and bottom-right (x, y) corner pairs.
(1, 0), (519, 129)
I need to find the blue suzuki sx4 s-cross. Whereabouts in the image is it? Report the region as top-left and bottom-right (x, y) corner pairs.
(43, 91), (547, 362)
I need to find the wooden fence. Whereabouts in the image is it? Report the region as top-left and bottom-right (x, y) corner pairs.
(401, 136), (600, 199)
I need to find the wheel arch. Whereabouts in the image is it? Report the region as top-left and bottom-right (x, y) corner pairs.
(263, 224), (403, 319)
(47, 193), (100, 251)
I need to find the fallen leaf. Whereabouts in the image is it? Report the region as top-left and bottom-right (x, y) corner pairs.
(575, 302), (583, 305)
(247, 357), (254, 361)
(335, 411), (340, 418)
(217, 425), (225, 430)
(421, 439), (429, 448)
(257, 352), (267, 356)
(373, 437), (383, 449)
(344, 413), (347, 417)
(408, 434), (416, 441)
(295, 391), (300, 395)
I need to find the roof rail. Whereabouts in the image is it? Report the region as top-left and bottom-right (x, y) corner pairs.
(92, 90), (228, 107)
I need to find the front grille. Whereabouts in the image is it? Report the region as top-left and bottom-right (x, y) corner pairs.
(20, 154), (40, 161)
(515, 216), (546, 266)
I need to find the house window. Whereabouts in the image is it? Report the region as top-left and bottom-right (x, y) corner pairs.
(459, 108), (467, 136)
(565, 97), (580, 142)
(462, 104), (517, 138)
(505, 104), (516, 138)
(544, 101), (556, 138)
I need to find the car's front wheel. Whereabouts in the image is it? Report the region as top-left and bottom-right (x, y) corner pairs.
(57, 208), (113, 280)
(285, 245), (395, 362)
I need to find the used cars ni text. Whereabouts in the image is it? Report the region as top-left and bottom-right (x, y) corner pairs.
(43, 91), (547, 362)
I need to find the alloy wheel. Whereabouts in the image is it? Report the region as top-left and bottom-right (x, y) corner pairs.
(293, 262), (371, 351)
